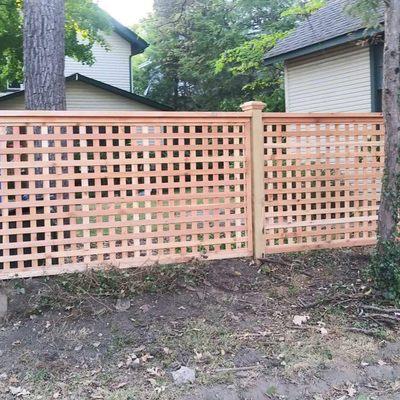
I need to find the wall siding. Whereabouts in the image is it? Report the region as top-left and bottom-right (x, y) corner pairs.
(285, 44), (372, 112)
(0, 81), (158, 111)
(64, 31), (131, 91)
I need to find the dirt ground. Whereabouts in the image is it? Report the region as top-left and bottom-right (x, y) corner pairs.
(1, 248), (400, 400)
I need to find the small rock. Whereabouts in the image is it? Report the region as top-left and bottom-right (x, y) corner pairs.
(171, 366), (196, 385)
(140, 304), (151, 313)
(131, 358), (140, 369)
(115, 298), (131, 312)
(9, 386), (30, 397)
(293, 315), (310, 326)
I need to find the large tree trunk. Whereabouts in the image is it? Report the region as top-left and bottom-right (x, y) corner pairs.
(378, 0), (400, 244)
(23, 0), (66, 110)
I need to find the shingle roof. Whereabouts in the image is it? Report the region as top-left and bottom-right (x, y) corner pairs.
(264, 0), (384, 64)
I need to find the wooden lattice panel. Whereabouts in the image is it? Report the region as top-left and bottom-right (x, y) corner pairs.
(263, 115), (384, 254)
(0, 112), (252, 279)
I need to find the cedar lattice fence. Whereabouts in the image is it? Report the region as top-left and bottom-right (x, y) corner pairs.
(262, 114), (384, 254)
(0, 112), (252, 279)
(0, 109), (384, 279)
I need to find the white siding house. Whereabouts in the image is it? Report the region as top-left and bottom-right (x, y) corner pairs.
(264, 0), (384, 113)
(64, 31), (132, 92)
(284, 44), (372, 112)
(0, 14), (172, 111)
(0, 74), (172, 111)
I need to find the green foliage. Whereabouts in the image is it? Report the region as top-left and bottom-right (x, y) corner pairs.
(370, 241), (400, 301)
(345, 0), (382, 29)
(0, 0), (23, 89)
(281, 0), (325, 18)
(133, 0), (254, 110)
(0, 0), (111, 90)
(133, 0), (323, 111)
(214, 0), (325, 111)
(215, 32), (287, 111)
(134, 0), (325, 111)
(215, 33), (286, 75)
(65, 0), (111, 64)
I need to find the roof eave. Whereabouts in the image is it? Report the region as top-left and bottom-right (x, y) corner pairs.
(67, 74), (173, 110)
(110, 17), (149, 55)
(264, 27), (383, 66)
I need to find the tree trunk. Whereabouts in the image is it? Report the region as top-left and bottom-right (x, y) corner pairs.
(377, 0), (400, 245)
(23, 0), (66, 110)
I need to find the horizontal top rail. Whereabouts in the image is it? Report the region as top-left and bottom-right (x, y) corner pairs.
(0, 110), (253, 124)
(262, 112), (383, 123)
(0, 111), (383, 123)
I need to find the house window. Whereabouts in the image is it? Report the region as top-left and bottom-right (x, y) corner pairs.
(371, 43), (383, 112)
(7, 81), (24, 92)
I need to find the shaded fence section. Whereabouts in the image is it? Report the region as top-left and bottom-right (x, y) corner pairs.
(0, 112), (252, 279)
(262, 114), (384, 254)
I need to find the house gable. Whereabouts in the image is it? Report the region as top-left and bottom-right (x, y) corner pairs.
(64, 16), (148, 92)
(65, 30), (133, 92)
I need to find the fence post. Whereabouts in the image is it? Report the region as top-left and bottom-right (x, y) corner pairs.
(240, 101), (266, 259)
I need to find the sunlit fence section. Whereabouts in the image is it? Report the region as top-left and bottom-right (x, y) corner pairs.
(0, 110), (385, 279)
(0, 112), (252, 279)
(262, 114), (384, 253)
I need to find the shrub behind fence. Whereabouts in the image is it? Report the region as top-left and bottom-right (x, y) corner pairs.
(0, 108), (384, 279)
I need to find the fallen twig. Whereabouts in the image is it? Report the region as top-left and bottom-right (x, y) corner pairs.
(364, 313), (400, 325)
(361, 304), (400, 314)
(346, 327), (382, 337)
(300, 293), (362, 309)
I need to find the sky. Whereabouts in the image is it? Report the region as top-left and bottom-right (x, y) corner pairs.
(96, 0), (154, 26)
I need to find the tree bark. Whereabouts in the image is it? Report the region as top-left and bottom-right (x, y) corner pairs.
(23, 0), (66, 110)
(377, 0), (400, 245)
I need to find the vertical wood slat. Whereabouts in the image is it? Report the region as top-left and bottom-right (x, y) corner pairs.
(0, 112), (252, 279)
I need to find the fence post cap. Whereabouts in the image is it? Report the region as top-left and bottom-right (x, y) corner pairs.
(240, 101), (266, 111)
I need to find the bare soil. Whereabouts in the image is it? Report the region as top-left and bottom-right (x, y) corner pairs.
(0, 248), (399, 400)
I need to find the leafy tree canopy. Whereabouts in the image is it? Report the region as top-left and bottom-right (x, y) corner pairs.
(345, 0), (382, 28)
(133, 0), (325, 111)
(0, 0), (111, 90)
